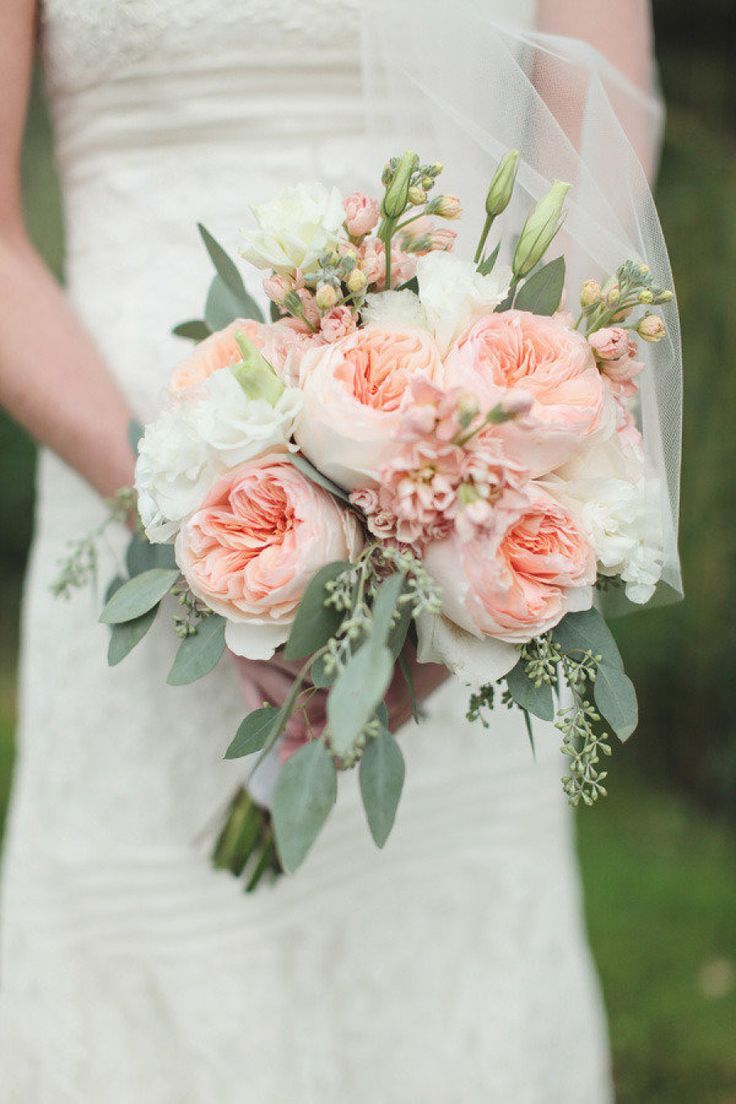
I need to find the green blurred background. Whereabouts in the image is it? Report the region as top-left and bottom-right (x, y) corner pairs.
(1, 3), (735, 1099)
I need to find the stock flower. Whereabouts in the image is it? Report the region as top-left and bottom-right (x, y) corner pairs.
(399, 216), (457, 255)
(175, 454), (362, 660)
(416, 252), (511, 354)
(343, 192), (381, 238)
(358, 237), (417, 290)
(423, 487), (595, 644)
(136, 369), (303, 542)
(319, 306), (357, 344)
(295, 325), (443, 490)
(443, 310), (610, 476)
(241, 182), (345, 275)
(588, 326), (644, 398)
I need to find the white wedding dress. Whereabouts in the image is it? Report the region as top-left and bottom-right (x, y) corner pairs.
(0, 1), (612, 1100)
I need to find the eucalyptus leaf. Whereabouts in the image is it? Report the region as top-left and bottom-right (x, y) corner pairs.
(104, 575), (125, 604)
(99, 568), (180, 624)
(198, 223), (248, 300)
(387, 597), (413, 661)
(505, 659), (555, 721)
(269, 300), (282, 323)
(311, 652), (338, 689)
(513, 256), (565, 315)
(204, 274), (249, 331)
(225, 705), (281, 759)
(477, 241), (501, 276)
(172, 319), (211, 342)
(125, 535), (176, 578)
(371, 572), (406, 644)
(359, 728), (405, 848)
(272, 741), (337, 873)
(398, 651), (419, 722)
(287, 454), (351, 504)
(553, 608), (624, 670)
(594, 663), (638, 741)
(166, 614), (226, 686)
(107, 605), (158, 667)
(397, 275), (419, 294)
(128, 419), (144, 454)
(283, 561), (351, 660)
(327, 642), (394, 758)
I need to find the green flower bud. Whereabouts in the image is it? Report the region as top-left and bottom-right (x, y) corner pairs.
(637, 313), (666, 342)
(512, 180), (571, 279)
(382, 150), (419, 220)
(485, 150), (519, 218)
(638, 288), (654, 304)
(407, 185), (426, 207)
(231, 333), (284, 405)
(580, 279), (602, 309)
(655, 289), (673, 304)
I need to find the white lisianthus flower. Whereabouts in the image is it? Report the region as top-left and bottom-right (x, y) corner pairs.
(361, 289), (429, 332)
(136, 367), (302, 543)
(416, 251), (512, 354)
(241, 182), (345, 275)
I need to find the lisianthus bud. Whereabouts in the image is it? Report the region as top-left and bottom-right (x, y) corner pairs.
(637, 314), (666, 342)
(428, 194), (462, 220)
(382, 150), (419, 220)
(485, 149), (519, 218)
(315, 283), (339, 311)
(232, 333), (285, 405)
(580, 279), (602, 309)
(346, 268), (368, 295)
(408, 185), (426, 207)
(513, 181), (571, 279)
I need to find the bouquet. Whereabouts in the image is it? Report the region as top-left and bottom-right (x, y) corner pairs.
(55, 150), (673, 889)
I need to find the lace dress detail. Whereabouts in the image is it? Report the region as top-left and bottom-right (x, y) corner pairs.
(0, 1), (611, 1100)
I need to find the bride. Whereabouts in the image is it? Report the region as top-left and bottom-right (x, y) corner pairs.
(0, 1), (662, 1100)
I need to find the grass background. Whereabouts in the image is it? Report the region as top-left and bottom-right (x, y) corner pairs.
(1, 3), (735, 1098)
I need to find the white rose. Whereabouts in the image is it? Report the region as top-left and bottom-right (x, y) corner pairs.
(241, 182), (345, 275)
(135, 368), (302, 542)
(416, 251), (512, 354)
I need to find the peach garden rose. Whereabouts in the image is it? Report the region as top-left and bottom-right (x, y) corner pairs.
(423, 486), (595, 643)
(294, 325), (444, 490)
(443, 309), (610, 477)
(175, 452), (363, 660)
(170, 318), (312, 393)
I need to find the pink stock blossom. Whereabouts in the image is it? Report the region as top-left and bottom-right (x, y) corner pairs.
(343, 192), (381, 238)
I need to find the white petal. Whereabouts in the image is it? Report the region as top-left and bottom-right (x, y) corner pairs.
(224, 619), (291, 661)
(415, 612), (517, 689)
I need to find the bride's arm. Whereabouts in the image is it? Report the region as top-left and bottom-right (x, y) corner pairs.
(537, 0), (659, 178)
(0, 0), (135, 498)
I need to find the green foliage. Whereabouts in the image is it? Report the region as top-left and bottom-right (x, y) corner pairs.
(513, 256), (565, 314)
(172, 319), (211, 342)
(108, 606), (158, 666)
(359, 727), (405, 847)
(283, 561), (351, 660)
(505, 658), (555, 721)
(225, 706), (281, 760)
(99, 568), (180, 624)
(197, 223), (264, 326)
(272, 741), (337, 873)
(166, 614), (226, 685)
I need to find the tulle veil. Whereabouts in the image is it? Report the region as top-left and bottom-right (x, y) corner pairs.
(359, 0), (683, 604)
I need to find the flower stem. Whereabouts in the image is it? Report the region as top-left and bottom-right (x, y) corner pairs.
(474, 213), (494, 265)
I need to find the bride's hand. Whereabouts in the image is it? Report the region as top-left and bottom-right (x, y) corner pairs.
(230, 645), (448, 752)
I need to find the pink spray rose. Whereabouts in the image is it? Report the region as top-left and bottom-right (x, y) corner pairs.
(295, 325), (444, 490)
(423, 486), (595, 643)
(443, 310), (610, 476)
(588, 326), (644, 398)
(319, 305), (357, 344)
(343, 192), (381, 238)
(175, 452), (363, 659)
